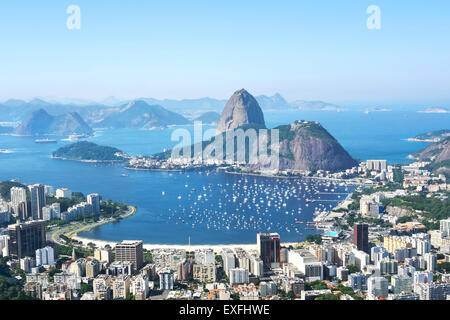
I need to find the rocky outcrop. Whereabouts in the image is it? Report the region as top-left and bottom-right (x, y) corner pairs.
(248, 120), (358, 172)
(385, 205), (416, 217)
(216, 89), (266, 133)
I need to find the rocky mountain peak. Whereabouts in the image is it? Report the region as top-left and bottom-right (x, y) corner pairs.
(216, 89), (266, 133)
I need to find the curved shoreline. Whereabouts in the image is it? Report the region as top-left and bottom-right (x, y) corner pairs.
(52, 205), (137, 245)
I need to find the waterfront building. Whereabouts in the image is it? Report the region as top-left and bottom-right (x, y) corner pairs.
(194, 249), (215, 265)
(87, 193), (101, 214)
(8, 220), (46, 259)
(114, 240), (144, 271)
(257, 232), (281, 269)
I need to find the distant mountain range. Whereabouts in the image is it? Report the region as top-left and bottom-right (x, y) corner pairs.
(14, 109), (93, 136)
(0, 94), (348, 125)
(193, 112), (221, 124)
(0, 98), (113, 123)
(290, 100), (345, 112)
(96, 100), (191, 129)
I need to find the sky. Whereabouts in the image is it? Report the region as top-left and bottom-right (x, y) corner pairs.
(0, 0), (449, 107)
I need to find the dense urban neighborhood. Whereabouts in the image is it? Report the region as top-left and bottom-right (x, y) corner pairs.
(0, 158), (449, 301)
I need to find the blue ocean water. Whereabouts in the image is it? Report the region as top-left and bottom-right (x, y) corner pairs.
(0, 110), (448, 244)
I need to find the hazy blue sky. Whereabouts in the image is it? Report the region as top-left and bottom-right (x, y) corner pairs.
(0, 0), (449, 107)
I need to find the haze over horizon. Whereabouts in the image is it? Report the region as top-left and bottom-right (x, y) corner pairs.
(1, 0), (450, 108)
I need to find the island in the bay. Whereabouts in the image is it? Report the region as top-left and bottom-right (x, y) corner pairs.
(52, 141), (129, 162)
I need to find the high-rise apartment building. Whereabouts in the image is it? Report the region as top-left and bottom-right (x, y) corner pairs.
(159, 269), (174, 290)
(353, 224), (369, 253)
(29, 184), (46, 220)
(87, 193), (101, 214)
(10, 187), (28, 218)
(367, 276), (389, 299)
(114, 240), (144, 271)
(8, 220), (46, 259)
(257, 232), (281, 269)
(229, 268), (249, 285)
(35, 246), (55, 266)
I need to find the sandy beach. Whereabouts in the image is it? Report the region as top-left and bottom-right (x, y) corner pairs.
(71, 235), (300, 252)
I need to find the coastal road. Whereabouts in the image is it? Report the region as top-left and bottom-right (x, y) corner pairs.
(46, 205), (136, 247)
